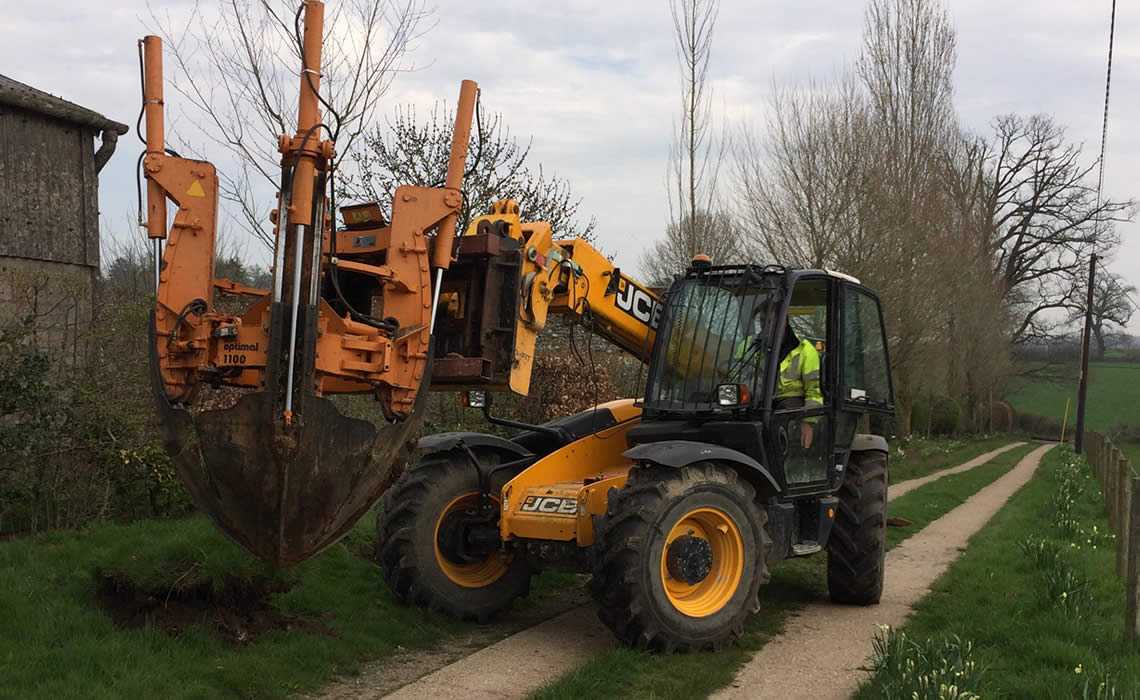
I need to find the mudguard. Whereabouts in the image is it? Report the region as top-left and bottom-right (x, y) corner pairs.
(851, 433), (889, 453)
(420, 432), (533, 459)
(622, 439), (781, 495)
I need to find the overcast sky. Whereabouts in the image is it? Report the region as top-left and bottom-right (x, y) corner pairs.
(3, 0), (1137, 331)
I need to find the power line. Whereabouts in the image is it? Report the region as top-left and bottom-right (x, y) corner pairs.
(1095, 0), (1117, 212)
(1078, 0), (1118, 454)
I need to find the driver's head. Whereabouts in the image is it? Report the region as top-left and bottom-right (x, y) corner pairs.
(753, 306), (777, 337)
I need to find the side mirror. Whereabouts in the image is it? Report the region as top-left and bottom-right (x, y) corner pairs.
(462, 391), (490, 409)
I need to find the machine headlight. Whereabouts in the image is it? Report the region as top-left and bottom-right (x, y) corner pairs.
(716, 383), (749, 407)
(462, 391), (488, 408)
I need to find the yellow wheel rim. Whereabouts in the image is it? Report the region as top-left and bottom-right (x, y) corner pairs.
(434, 492), (511, 588)
(660, 507), (744, 617)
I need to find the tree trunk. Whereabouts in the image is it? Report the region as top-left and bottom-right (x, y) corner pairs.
(899, 398), (912, 437)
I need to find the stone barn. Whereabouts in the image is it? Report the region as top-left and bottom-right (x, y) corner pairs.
(0, 74), (128, 362)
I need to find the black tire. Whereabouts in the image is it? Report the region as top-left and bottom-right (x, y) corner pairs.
(376, 450), (532, 622)
(589, 462), (771, 652)
(827, 448), (887, 605)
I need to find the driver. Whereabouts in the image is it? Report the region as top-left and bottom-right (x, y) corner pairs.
(773, 319), (822, 449)
(733, 308), (822, 449)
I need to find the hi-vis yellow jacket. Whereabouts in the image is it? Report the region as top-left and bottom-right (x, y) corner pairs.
(776, 339), (823, 409)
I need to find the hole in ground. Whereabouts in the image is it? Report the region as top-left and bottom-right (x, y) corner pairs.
(95, 561), (335, 645)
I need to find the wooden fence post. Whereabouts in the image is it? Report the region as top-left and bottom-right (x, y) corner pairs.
(1107, 447), (1117, 534)
(1118, 455), (1131, 577)
(1126, 475), (1140, 644)
(1116, 449), (1125, 533)
(1102, 434), (1109, 482)
(1101, 435), (1110, 487)
(1095, 433), (1105, 486)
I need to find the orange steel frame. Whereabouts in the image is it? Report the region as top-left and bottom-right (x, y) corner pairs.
(142, 2), (476, 421)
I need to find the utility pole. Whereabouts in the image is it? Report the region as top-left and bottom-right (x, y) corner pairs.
(1075, 253), (1097, 454)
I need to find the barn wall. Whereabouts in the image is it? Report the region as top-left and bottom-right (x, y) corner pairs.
(0, 256), (96, 364)
(0, 102), (101, 363)
(0, 103), (99, 268)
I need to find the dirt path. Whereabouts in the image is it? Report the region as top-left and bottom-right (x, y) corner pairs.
(313, 441), (1028, 700)
(309, 582), (592, 700)
(888, 441), (1026, 499)
(382, 605), (611, 700)
(711, 442), (1054, 700)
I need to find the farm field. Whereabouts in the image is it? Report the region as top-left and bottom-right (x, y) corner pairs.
(1119, 441), (1140, 469)
(1005, 361), (1140, 431)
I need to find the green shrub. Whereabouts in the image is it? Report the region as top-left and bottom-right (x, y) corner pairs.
(911, 400), (932, 435)
(929, 397), (962, 436)
(0, 296), (193, 536)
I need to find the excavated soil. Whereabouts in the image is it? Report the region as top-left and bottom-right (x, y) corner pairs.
(95, 563), (333, 645)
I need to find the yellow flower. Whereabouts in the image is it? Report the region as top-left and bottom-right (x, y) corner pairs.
(1074, 664), (1083, 674)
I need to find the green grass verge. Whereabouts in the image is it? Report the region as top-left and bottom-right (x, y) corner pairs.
(854, 445), (1140, 699)
(0, 511), (575, 700)
(1006, 361), (1140, 431)
(887, 434), (1023, 485)
(530, 443), (1038, 700)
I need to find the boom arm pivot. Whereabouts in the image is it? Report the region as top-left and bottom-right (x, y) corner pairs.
(426, 199), (660, 396)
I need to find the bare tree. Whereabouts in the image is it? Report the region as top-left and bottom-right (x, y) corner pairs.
(985, 113), (1134, 344)
(733, 0), (1137, 434)
(350, 103), (597, 242)
(640, 210), (742, 285)
(735, 74), (871, 269)
(646, 0), (739, 278)
(736, 0), (965, 433)
(1069, 270), (1137, 361)
(151, 0), (433, 248)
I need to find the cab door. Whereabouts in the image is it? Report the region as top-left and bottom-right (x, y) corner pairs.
(767, 275), (834, 494)
(833, 283), (894, 484)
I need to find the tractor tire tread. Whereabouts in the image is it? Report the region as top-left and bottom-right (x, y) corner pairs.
(589, 463), (770, 653)
(376, 451), (531, 622)
(827, 449), (887, 605)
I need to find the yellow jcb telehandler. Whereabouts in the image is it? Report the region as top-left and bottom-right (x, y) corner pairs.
(377, 252), (894, 651)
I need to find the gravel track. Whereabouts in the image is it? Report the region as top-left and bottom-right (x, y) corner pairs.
(888, 441), (1026, 499)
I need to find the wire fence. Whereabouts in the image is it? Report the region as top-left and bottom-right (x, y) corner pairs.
(1084, 431), (1140, 643)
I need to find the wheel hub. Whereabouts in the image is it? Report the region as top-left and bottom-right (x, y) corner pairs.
(435, 508), (473, 565)
(436, 504), (499, 565)
(666, 534), (713, 585)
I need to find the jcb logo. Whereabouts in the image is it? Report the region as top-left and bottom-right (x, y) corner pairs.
(520, 496), (578, 516)
(616, 281), (661, 330)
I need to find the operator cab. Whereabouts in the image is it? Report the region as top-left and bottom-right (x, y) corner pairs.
(630, 262), (894, 497)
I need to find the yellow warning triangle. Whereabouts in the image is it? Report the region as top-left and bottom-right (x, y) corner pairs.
(186, 179), (206, 198)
